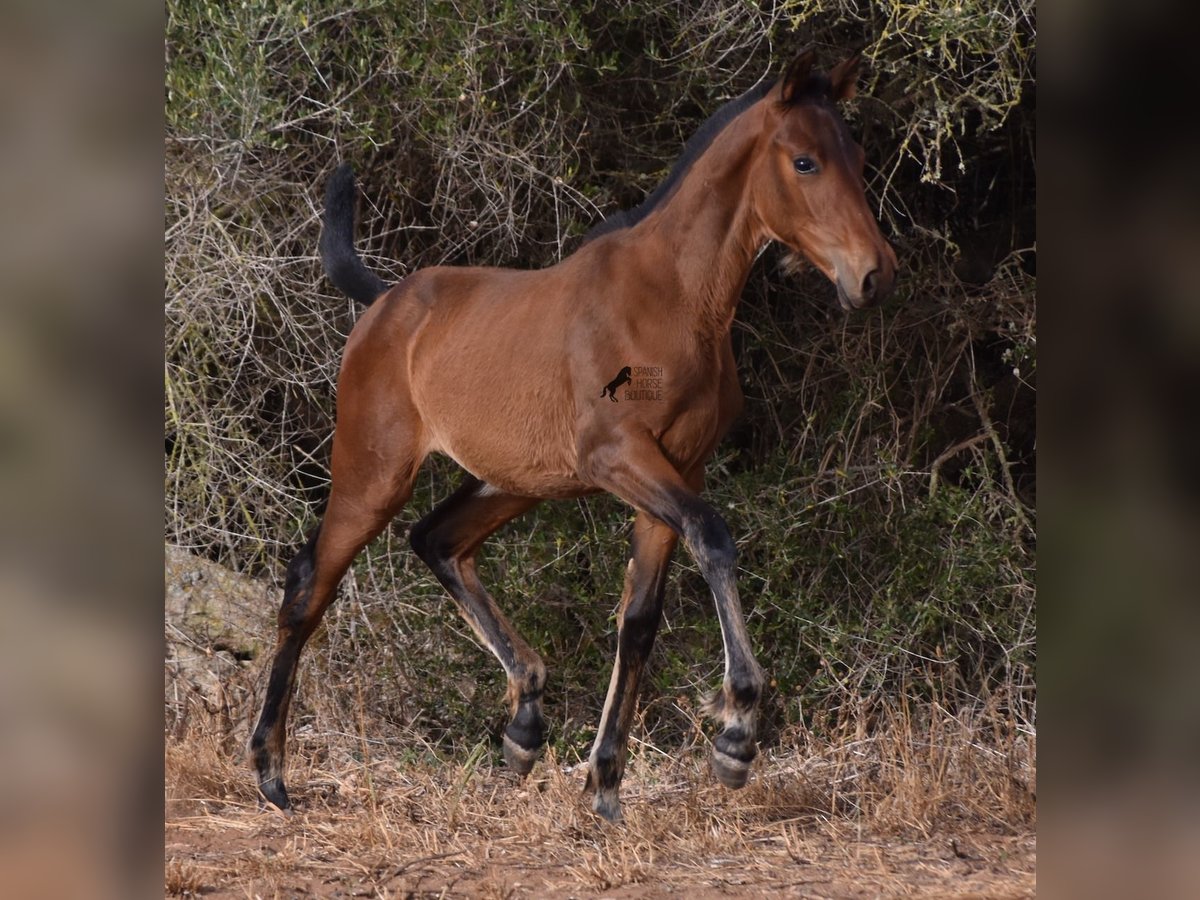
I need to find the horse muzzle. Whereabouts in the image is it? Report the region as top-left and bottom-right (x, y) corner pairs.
(835, 249), (896, 311)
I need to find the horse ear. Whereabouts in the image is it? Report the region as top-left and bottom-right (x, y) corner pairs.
(830, 52), (863, 102)
(779, 47), (817, 104)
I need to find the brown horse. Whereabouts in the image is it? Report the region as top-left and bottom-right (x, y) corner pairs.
(250, 48), (896, 822)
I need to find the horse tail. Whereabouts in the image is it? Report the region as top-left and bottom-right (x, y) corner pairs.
(319, 162), (390, 306)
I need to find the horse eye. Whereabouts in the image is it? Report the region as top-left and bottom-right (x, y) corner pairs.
(793, 156), (818, 175)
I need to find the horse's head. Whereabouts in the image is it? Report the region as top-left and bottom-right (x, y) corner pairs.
(751, 49), (897, 310)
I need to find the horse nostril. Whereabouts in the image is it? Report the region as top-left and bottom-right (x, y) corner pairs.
(861, 269), (879, 301)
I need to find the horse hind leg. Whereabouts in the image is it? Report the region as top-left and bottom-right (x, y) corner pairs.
(408, 478), (546, 773)
(249, 415), (423, 810)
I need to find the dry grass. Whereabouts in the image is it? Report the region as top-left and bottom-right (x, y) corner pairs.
(166, 656), (1034, 898)
(165, 545), (1035, 897)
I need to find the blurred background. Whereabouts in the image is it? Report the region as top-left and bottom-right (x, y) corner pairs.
(1039, 2), (1200, 897)
(0, 2), (163, 898)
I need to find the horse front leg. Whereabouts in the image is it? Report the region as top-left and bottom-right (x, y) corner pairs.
(584, 437), (765, 799)
(585, 511), (678, 821)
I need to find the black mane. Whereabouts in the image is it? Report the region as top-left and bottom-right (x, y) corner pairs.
(581, 78), (776, 244)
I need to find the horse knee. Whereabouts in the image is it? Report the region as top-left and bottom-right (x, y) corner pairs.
(618, 599), (663, 658)
(685, 506), (736, 577)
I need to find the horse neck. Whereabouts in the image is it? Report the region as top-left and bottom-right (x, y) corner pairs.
(636, 105), (769, 336)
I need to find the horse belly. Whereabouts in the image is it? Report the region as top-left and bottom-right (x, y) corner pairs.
(433, 411), (585, 499)
(413, 348), (584, 497)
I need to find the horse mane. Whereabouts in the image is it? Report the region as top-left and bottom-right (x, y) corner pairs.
(581, 78), (775, 244)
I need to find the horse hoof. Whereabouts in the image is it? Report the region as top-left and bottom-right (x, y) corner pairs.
(258, 777), (292, 812)
(711, 750), (752, 789)
(502, 733), (540, 775)
(592, 790), (623, 823)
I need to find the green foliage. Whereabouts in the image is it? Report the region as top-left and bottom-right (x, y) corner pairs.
(165, 0), (1036, 753)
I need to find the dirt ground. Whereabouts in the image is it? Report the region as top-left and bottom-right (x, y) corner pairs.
(165, 752), (1035, 898)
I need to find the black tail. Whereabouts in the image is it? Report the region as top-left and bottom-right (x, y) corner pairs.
(318, 162), (389, 306)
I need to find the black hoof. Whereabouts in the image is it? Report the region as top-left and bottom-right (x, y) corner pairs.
(582, 770), (622, 822)
(258, 776), (292, 812)
(503, 704), (544, 775)
(592, 791), (623, 823)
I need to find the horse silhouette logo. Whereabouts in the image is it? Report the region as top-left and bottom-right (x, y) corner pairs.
(601, 366), (632, 402)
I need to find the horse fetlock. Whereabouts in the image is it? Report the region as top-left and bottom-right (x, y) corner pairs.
(731, 670), (764, 709)
(505, 656), (546, 706)
(585, 746), (625, 820)
(586, 742), (625, 787)
(702, 673), (762, 720)
(524, 658), (548, 696)
(704, 684), (758, 790)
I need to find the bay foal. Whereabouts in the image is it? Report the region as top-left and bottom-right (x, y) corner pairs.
(251, 49), (897, 822)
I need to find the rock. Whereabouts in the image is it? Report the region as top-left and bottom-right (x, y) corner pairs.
(165, 544), (273, 660)
(165, 544), (275, 714)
